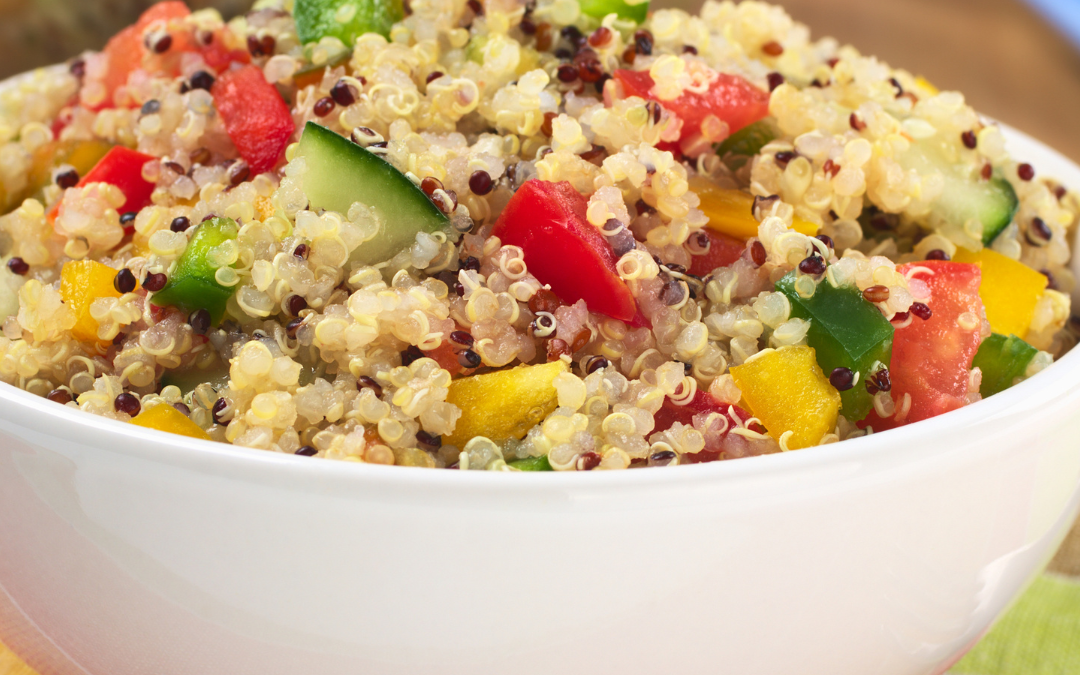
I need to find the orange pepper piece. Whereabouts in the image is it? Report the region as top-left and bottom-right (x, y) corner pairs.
(60, 260), (124, 346)
(131, 403), (212, 441)
(690, 176), (819, 240)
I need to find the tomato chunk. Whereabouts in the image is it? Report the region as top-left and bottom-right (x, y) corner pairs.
(613, 69), (770, 140)
(492, 180), (637, 322)
(211, 65), (295, 175)
(95, 2), (249, 110)
(688, 228), (744, 277)
(652, 390), (768, 463)
(96, 2), (191, 109)
(863, 261), (985, 431)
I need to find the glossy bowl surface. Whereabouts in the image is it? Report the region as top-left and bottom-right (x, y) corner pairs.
(1, 125), (1079, 675)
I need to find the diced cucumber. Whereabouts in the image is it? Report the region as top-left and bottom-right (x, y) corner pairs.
(716, 118), (778, 170)
(972, 333), (1038, 397)
(509, 455), (553, 471)
(294, 0), (403, 45)
(578, 0), (649, 23)
(900, 138), (1018, 245)
(160, 363), (231, 395)
(295, 122), (450, 266)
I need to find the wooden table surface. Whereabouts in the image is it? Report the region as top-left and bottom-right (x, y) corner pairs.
(2, 0), (1080, 673)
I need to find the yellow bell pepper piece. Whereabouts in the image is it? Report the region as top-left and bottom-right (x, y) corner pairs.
(730, 345), (840, 450)
(445, 360), (568, 448)
(131, 403), (212, 441)
(60, 260), (124, 345)
(689, 176), (818, 240)
(953, 247), (1047, 339)
(914, 76), (940, 98)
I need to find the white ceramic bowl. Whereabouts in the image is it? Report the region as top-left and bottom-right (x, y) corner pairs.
(1, 125), (1079, 675)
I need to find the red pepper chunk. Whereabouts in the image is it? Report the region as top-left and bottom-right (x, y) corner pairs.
(862, 261), (985, 432)
(211, 65), (294, 176)
(613, 69), (770, 140)
(52, 146), (156, 225)
(492, 180), (637, 322)
(688, 228), (745, 277)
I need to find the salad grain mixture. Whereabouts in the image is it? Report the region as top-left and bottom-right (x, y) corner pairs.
(0, 0), (1076, 469)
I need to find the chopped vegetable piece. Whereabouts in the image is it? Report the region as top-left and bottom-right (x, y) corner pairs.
(492, 180), (637, 322)
(131, 403), (212, 441)
(689, 175), (818, 239)
(211, 65), (294, 175)
(730, 345), (840, 449)
(715, 118), (778, 169)
(863, 262), (984, 431)
(293, 49), (351, 89)
(96, 2), (192, 109)
(613, 69), (770, 140)
(60, 260), (124, 345)
(579, 0), (649, 23)
(295, 122), (451, 266)
(509, 455), (554, 471)
(150, 217), (239, 324)
(899, 139), (1018, 245)
(952, 247), (1048, 339)
(652, 389), (762, 463)
(776, 272), (894, 421)
(972, 333), (1039, 397)
(75, 146), (156, 216)
(294, 0), (404, 45)
(688, 228), (744, 277)
(445, 360), (568, 448)
(159, 363), (231, 395)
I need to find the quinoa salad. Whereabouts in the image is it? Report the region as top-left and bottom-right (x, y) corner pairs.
(0, 0), (1075, 470)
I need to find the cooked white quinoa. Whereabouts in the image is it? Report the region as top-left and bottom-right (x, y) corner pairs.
(0, 0), (1075, 469)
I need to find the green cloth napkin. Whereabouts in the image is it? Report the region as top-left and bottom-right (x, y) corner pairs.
(951, 574), (1080, 675)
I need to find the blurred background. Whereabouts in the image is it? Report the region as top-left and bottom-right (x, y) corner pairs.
(2, 0), (1080, 161)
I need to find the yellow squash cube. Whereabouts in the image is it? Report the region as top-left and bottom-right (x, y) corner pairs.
(953, 248), (1048, 339)
(60, 260), (124, 346)
(445, 360), (568, 448)
(689, 176), (819, 240)
(131, 403), (212, 441)
(730, 345), (841, 450)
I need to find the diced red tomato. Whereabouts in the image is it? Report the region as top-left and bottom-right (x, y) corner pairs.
(94, 2), (249, 110)
(97, 2), (192, 109)
(613, 69), (770, 141)
(688, 229), (745, 277)
(652, 390), (760, 464)
(424, 339), (464, 376)
(863, 261), (985, 432)
(50, 146), (156, 228)
(493, 180), (637, 322)
(211, 65), (294, 176)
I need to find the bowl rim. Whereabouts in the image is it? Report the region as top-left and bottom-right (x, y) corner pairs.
(2, 122), (1078, 493)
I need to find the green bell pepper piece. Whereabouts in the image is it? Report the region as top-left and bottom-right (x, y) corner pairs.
(294, 0), (404, 45)
(972, 333), (1038, 397)
(716, 119), (778, 170)
(776, 272), (894, 422)
(578, 0), (649, 24)
(151, 217), (239, 324)
(160, 363), (231, 395)
(509, 455), (553, 471)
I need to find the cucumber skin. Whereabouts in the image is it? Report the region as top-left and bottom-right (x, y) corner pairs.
(293, 0), (404, 44)
(295, 122), (450, 266)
